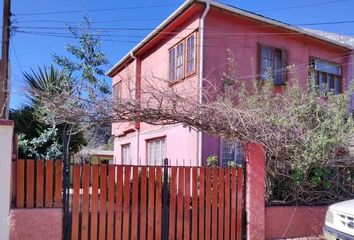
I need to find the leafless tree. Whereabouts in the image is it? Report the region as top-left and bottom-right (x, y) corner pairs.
(29, 56), (354, 204)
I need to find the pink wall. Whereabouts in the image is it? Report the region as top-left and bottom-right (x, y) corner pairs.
(112, 7), (202, 165)
(9, 209), (62, 240)
(112, 3), (353, 167)
(245, 143), (266, 240)
(201, 6), (351, 162)
(114, 124), (199, 165)
(266, 206), (327, 239)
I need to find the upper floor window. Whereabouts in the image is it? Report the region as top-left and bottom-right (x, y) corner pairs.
(168, 32), (197, 82)
(259, 45), (288, 85)
(176, 42), (184, 79)
(186, 34), (196, 75)
(147, 137), (166, 165)
(113, 81), (122, 101)
(121, 143), (131, 164)
(310, 58), (341, 95)
(220, 140), (243, 167)
(169, 49), (176, 81)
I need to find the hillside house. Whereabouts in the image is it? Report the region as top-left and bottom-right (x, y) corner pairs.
(107, 0), (354, 166)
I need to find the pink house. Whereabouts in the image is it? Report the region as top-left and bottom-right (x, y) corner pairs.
(107, 0), (354, 166)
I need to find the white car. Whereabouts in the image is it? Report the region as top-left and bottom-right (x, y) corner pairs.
(324, 199), (354, 240)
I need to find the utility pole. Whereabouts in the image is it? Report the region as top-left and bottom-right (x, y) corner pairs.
(0, 0), (11, 119)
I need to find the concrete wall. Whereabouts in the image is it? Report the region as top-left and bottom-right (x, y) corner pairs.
(0, 120), (14, 240)
(9, 209), (62, 240)
(266, 206), (327, 239)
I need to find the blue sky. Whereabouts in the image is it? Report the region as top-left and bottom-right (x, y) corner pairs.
(4, 0), (354, 109)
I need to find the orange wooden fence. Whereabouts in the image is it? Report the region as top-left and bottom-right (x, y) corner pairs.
(69, 164), (244, 240)
(11, 159), (63, 208)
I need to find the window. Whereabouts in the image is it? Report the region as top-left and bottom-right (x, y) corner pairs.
(121, 144), (131, 164)
(147, 138), (166, 165)
(259, 45), (288, 85)
(310, 59), (341, 95)
(168, 32), (197, 82)
(169, 48), (176, 81)
(176, 42), (184, 79)
(113, 81), (122, 101)
(186, 34), (196, 75)
(221, 140), (243, 167)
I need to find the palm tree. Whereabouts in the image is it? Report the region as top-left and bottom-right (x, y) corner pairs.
(10, 65), (86, 159)
(24, 65), (72, 105)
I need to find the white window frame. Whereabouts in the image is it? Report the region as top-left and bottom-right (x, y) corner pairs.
(186, 33), (196, 76)
(147, 137), (166, 166)
(121, 143), (131, 165)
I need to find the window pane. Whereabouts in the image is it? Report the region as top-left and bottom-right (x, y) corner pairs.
(113, 81), (122, 101)
(176, 43), (184, 79)
(314, 59), (341, 75)
(274, 50), (283, 85)
(327, 74), (334, 92)
(187, 35), (195, 74)
(122, 144), (131, 164)
(221, 141), (235, 167)
(334, 77), (341, 94)
(169, 49), (175, 81)
(148, 138), (166, 165)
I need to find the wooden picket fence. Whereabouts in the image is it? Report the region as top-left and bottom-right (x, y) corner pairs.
(68, 163), (244, 240)
(11, 159), (63, 208)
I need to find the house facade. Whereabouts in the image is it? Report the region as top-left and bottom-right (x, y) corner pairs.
(108, 0), (354, 166)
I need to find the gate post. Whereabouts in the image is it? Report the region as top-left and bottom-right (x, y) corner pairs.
(0, 119), (13, 240)
(244, 143), (266, 240)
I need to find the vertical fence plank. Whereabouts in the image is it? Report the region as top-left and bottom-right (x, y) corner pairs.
(211, 168), (219, 240)
(16, 159), (25, 208)
(183, 167), (190, 240)
(81, 164), (90, 240)
(45, 160), (54, 207)
(218, 169), (225, 240)
(169, 167), (177, 240)
(36, 160), (44, 208)
(155, 167), (162, 240)
(224, 169), (231, 240)
(230, 169), (237, 240)
(91, 165), (99, 240)
(131, 167), (139, 240)
(199, 168), (205, 240)
(205, 167), (211, 240)
(107, 165), (115, 240)
(71, 164), (80, 240)
(147, 167), (155, 240)
(115, 166), (123, 240)
(191, 168), (198, 240)
(54, 160), (62, 207)
(11, 161), (17, 207)
(236, 169), (243, 240)
(176, 167), (184, 240)
(122, 166), (131, 240)
(140, 166), (147, 240)
(99, 164), (107, 240)
(26, 160), (35, 208)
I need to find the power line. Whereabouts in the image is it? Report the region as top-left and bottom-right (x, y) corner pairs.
(255, 0), (352, 12)
(13, 3), (178, 16)
(10, 39), (24, 74)
(12, 18), (354, 32)
(15, 18), (165, 24)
